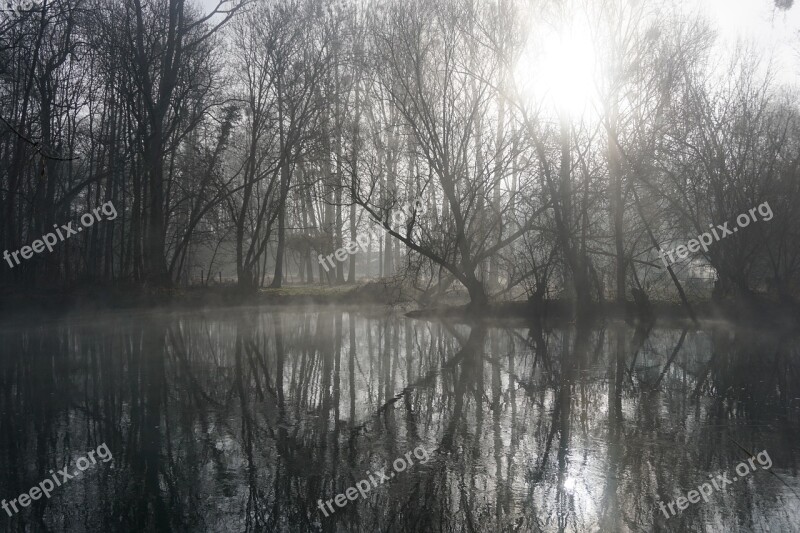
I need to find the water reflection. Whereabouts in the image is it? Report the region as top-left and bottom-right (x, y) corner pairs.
(0, 307), (799, 532)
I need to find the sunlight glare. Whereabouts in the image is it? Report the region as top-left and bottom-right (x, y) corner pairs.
(514, 15), (599, 117)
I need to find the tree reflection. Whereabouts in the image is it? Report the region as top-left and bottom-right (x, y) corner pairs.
(0, 309), (798, 531)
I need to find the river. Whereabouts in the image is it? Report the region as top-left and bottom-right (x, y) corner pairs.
(0, 305), (798, 532)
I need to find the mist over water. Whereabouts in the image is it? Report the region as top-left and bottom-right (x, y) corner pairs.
(1, 306), (797, 532)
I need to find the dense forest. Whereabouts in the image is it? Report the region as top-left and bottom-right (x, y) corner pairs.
(1, 0), (799, 313)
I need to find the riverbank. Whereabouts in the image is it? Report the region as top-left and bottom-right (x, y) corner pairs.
(0, 280), (411, 320)
(406, 297), (800, 329)
(2, 282), (797, 328)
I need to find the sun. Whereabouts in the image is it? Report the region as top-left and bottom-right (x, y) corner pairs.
(514, 13), (600, 117)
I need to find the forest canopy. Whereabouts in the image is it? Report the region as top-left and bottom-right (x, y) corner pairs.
(1, 0), (799, 310)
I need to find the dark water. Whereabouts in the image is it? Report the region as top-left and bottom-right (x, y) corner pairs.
(0, 305), (799, 532)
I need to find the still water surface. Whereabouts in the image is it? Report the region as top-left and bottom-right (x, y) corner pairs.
(0, 305), (799, 532)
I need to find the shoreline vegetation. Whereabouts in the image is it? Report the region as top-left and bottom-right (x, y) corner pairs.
(2, 281), (798, 328)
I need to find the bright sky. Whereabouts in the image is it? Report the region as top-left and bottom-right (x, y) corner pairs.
(689, 0), (800, 85)
(193, 0), (800, 88)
